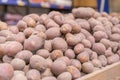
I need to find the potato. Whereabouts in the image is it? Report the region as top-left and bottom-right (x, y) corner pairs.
(26, 69), (41, 80)
(82, 62), (94, 73)
(87, 36), (95, 45)
(14, 70), (25, 76)
(11, 74), (27, 80)
(105, 47), (114, 57)
(52, 37), (68, 51)
(57, 72), (72, 80)
(110, 17), (119, 25)
(92, 43), (106, 55)
(70, 59), (82, 71)
(74, 43), (84, 54)
(112, 27), (120, 34)
(15, 50), (33, 63)
(93, 31), (108, 41)
(23, 28), (35, 38)
(15, 32), (25, 43)
(54, 14), (65, 25)
(22, 16), (36, 27)
(0, 36), (6, 43)
(6, 33), (16, 41)
(28, 13), (40, 22)
(60, 24), (72, 34)
(0, 21), (8, 30)
(44, 40), (52, 52)
(35, 31), (47, 40)
(0, 63), (14, 80)
(4, 41), (23, 56)
(24, 35), (44, 51)
(23, 65), (30, 74)
(41, 68), (53, 78)
(35, 24), (46, 32)
(36, 49), (50, 59)
(100, 39), (111, 49)
(45, 27), (61, 39)
(64, 13), (74, 20)
(48, 11), (61, 19)
(82, 39), (91, 48)
(81, 29), (92, 37)
(98, 55), (107, 66)
(2, 55), (13, 63)
(91, 59), (102, 68)
(39, 14), (50, 24)
(9, 26), (19, 34)
(0, 44), (6, 56)
(11, 58), (25, 70)
(117, 50), (120, 56)
(66, 66), (81, 79)
(84, 48), (93, 55)
(72, 7), (95, 18)
(110, 33), (120, 42)
(93, 25), (105, 32)
(107, 54), (119, 64)
(51, 60), (67, 76)
(56, 56), (71, 66)
(77, 51), (89, 63)
(65, 49), (75, 59)
(90, 52), (98, 60)
(0, 30), (12, 37)
(50, 50), (63, 60)
(42, 76), (57, 80)
(76, 19), (90, 31)
(46, 58), (53, 68)
(30, 55), (47, 71)
(17, 20), (27, 31)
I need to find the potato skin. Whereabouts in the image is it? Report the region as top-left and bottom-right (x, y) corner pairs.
(82, 62), (94, 73)
(107, 54), (120, 64)
(50, 50), (63, 60)
(42, 76), (57, 80)
(65, 49), (75, 59)
(57, 72), (72, 80)
(74, 43), (84, 54)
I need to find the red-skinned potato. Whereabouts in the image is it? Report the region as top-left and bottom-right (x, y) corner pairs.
(82, 62), (94, 73)
(28, 13), (40, 22)
(17, 20), (27, 32)
(74, 43), (84, 54)
(23, 27), (35, 38)
(50, 50), (63, 60)
(35, 24), (46, 32)
(60, 24), (72, 34)
(54, 14), (65, 25)
(65, 49), (75, 59)
(82, 39), (91, 48)
(0, 21), (8, 30)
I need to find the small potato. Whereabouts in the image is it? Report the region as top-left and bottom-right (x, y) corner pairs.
(24, 35), (44, 51)
(91, 59), (102, 68)
(23, 65), (30, 74)
(52, 37), (68, 52)
(0, 63), (14, 80)
(57, 72), (72, 80)
(26, 69), (41, 80)
(9, 26), (19, 34)
(23, 28), (35, 38)
(17, 20), (27, 31)
(45, 27), (61, 39)
(65, 49), (75, 59)
(15, 50), (33, 63)
(42, 76), (57, 80)
(4, 41), (23, 56)
(110, 17), (119, 25)
(67, 66), (81, 79)
(105, 47), (114, 57)
(98, 55), (107, 66)
(2, 55), (13, 63)
(51, 60), (67, 76)
(0, 21), (8, 30)
(50, 50), (63, 60)
(0, 30), (12, 37)
(87, 36), (95, 45)
(110, 33), (120, 42)
(44, 40), (52, 52)
(14, 70), (25, 76)
(36, 49), (50, 59)
(11, 74), (27, 80)
(60, 24), (72, 34)
(112, 27), (120, 34)
(93, 25), (105, 32)
(107, 54), (119, 64)
(90, 52), (98, 60)
(77, 51), (89, 63)
(35, 24), (46, 32)
(28, 13), (40, 22)
(82, 39), (91, 48)
(82, 62), (94, 73)
(93, 31), (108, 41)
(0, 36), (6, 43)
(56, 56), (71, 66)
(46, 58), (53, 68)
(15, 32), (25, 43)
(84, 48), (93, 55)
(92, 43), (106, 55)
(30, 55), (47, 71)
(48, 11), (61, 19)
(11, 58), (25, 70)
(74, 43), (84, 54)
(22, 16), (36, 27)
(41, 68), (53, 78)
(81, 29), (92, 37)
(70, 59), (82, 71)
(100, 39), (111, 49)
(54, 14), (65, 25)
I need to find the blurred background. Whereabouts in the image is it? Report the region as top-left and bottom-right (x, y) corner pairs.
(0, 0), (119, 25)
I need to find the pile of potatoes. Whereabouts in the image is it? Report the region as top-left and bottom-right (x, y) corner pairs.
(0, 7), (120, 80)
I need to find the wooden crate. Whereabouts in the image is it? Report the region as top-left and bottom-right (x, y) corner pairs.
(76, 62), (120, 80)
(73, 0), (97, 8)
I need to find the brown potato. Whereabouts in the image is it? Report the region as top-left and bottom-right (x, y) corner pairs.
(45, 27), (61, 39)
(26, 69), (41, 80)
(11, 58), (25, 70)
(30, 55), (47, 71)
(67, 66), (81, 79)
(51, 60), (67, 76)
(0, 63), (14, 80)
(57, 72), (72, 80)
(17, 20), (27, 31)
(74, 43), (84, 54)
(15, 50), (33, 63)
(77, 51), (89, 63)
(82, 62), (94, 73)
(52, 37), (68, 52)
(65, 49), (75, 59)
(36, 49), (50, 59)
